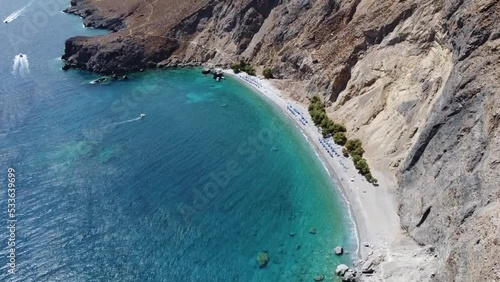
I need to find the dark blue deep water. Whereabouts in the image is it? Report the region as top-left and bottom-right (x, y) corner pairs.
(0, 1), (355, 281)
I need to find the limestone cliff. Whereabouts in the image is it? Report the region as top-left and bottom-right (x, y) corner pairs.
(62, 0), (500, 281)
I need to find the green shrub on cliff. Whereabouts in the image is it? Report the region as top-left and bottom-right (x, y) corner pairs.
(353, 158), (370, 175)
(325, 122), (346, 137)
(308, 96), (346, 137)
(345, 139), (365, 157)
(263, 67), (273, 79)
(321, 116), (333, 129)
(308, 96), (324, 112)
(245, 66), (256, 76)
(342, 148), (349, 157)
(308, 97), (377, 185)
(231, 60), (256, 76)
(310, 96), (321, 104)
(332, 123), (347, 133)
(366, 173), (378, 185)
(311, 110), (327, 126)
(322, 127), (331, 137)
(333, 132), (347, 146)
(346, 141), (378, 184)
(231, 63), (241, 74)
(352, 154), (362, 165)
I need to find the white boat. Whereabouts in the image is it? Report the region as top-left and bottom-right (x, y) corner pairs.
(140, 114), (146, 119)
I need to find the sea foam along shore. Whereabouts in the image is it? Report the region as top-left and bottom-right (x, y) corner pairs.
(223, 69), (401, 266)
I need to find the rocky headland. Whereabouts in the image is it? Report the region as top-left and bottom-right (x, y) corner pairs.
(62, 0), (500, 281)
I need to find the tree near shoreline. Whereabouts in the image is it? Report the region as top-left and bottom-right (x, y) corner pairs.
(263, 67), (273, 79)
(308, 95), (378, 185)
(308, 96), (346, 137)
(333, 132), (347, 146)
(342, 148), (349, 157)
(231, 59), (256, 76)
(345, 139), (378, 184)
(345, 139), (365, 157)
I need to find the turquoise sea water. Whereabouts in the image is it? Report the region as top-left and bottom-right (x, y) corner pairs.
(0, 1), (355, 281)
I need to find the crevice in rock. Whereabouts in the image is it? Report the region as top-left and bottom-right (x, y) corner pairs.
(460, 206), (476, 224)
(416, 206), (432, 227)
(345, 0), (361, 24)
(405, 122), (443, 171)
(458, 30), (491, 62)
(246, 0), (280, 19)
(175, 4), (216, 35)
(229, 0), (281, 54)
(444, 0), (464, 20)
(363, 6), (416, 45)
(329, 6), (415, 102)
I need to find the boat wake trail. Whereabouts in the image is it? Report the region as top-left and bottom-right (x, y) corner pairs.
(3, 2), (33, 23)
(105, 117), (142, 128)
(12, 54), (30, 77)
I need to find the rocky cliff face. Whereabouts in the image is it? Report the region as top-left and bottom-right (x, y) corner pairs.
(397, 2), (500, 281)
(62, 0), (499, 281)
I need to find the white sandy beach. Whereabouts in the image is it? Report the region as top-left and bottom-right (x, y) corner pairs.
(224, 70), (401, 264)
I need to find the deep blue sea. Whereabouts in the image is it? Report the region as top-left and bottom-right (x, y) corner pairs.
(0, 1), (355, 281)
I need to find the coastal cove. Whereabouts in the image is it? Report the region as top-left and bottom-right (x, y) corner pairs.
(0, 2), (357, 280)
(12, 0), (500, 281)
(224, 70), (401, 261)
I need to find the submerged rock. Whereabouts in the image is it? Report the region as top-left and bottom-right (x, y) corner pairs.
(313, 275), (325, 281)
(256, 251), (269, 268)
(309, 227), (317, 234)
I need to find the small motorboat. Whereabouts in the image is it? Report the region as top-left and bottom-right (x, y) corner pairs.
(139, 114), (146, 119)
(91, 77), (108, 84)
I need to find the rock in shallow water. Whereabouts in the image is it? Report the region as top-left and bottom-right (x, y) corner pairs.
(335, 264), (349, 276)
(334, 246), (343, 255)
(256, 251), (269, 268)
(313, 275), (325, 281)
(342, 269), (357, 282)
